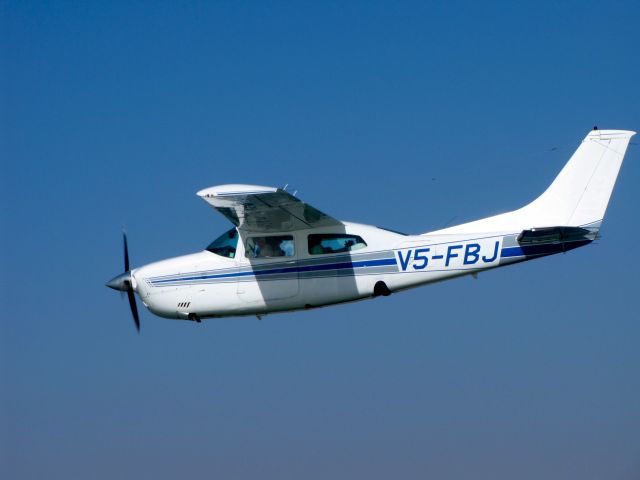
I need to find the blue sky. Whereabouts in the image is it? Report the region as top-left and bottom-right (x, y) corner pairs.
(1, 1), (639, 479)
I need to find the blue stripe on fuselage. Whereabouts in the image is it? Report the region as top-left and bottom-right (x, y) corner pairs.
(151, 257), (397, 285)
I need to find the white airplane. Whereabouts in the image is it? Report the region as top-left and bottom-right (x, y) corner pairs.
(107, 128), (635, 331)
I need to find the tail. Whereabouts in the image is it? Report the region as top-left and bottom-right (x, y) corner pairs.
(429, 129), (636, 235)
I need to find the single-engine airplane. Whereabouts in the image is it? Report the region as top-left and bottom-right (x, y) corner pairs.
(107, 128), (635, 330)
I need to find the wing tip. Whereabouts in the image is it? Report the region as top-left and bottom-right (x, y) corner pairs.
(197, 184), (278, 198)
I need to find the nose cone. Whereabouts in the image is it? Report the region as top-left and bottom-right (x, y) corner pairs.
(106, 271), (132, 292)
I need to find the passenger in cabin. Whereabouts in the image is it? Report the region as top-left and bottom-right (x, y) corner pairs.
(308, 237), (324, 254)
(280, 238), (294, 257)
(255, 238), (274, 257)
(247, 236), (294, 258)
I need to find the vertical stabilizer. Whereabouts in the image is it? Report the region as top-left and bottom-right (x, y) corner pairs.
(526, 129), (634, 227)
(429, 129), (635, 235)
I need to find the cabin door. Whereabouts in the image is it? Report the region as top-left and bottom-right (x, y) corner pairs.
(236, 233), (300, 302)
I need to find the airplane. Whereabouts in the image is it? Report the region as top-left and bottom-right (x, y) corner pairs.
(107, 128), (635, 331)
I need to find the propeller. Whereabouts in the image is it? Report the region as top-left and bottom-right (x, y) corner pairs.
(106, 232), (140, 332)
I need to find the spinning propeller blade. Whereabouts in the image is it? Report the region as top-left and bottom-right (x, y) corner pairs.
(127, 288), (140, 332)
(124, 232), (130, 272)
(106, 231), (140, 332)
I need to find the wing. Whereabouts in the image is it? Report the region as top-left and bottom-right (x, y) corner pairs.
(197, 184), (342, 233)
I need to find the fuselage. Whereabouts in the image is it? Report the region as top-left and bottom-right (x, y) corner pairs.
(131, 221), (596, 320)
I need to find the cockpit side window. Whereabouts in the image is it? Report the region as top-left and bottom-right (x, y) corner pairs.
(206, 228), (239, 258)
(308, 234), (367, 255)
(245, 235), (295, 259)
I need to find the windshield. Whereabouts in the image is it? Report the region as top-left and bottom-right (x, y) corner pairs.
(206, 228), (238, 258)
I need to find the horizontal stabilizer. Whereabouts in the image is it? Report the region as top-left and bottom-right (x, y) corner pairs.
(517, 226), (597, 245)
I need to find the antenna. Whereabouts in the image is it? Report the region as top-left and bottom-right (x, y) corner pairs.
(282, 183), (299, 197)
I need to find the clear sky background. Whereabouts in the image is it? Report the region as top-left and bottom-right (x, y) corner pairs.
(2, 1), (639, 479)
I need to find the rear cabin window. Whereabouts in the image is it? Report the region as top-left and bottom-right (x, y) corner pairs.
(308, 234), (367, 255)
(245, 235), (295, 258)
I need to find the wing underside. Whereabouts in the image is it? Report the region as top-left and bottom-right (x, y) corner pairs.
(197, 184), (342, 233)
